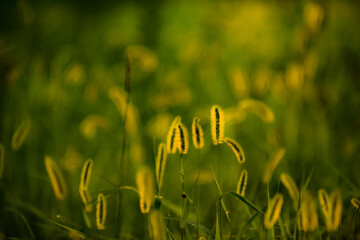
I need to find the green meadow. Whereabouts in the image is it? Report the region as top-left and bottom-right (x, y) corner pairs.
(1, 1), (360, 239)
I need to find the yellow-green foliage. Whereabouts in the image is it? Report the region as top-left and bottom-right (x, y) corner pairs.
(150, 210), (166, 240)
(45, 156), (67, 200)
(155, 143), (167, 192)
(298, 191), (318, 232)
(262, 148), (286, 184)
(96, 193), (107, 230)
(223, 137), (245, 164)
(264, 193), (284, 229)
(11, 119), (31, 151)
(192, 117), (204, 149)
(136, 166), (155, 214)
(236, 170), (248, 197)
(280, 173), (299, 209)
(210, 105), (225, 145)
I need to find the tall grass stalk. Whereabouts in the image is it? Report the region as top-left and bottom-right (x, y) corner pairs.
(116, 56), (131, 231)
(180, 153), (185, 240)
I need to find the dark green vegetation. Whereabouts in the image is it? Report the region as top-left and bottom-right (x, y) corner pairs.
(1, 0), (360, 239)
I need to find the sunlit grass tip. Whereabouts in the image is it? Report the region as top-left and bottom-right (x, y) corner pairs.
(166, 116), (181, 154)
(280, 173), (299, 209)
(262, 147), (286, 184)
(11, 119), (32, 151)
(136, 166), (155, 214)
(210, 105), (225, 145)
(150, 210), (167, 240)
(79, 159), (93, 212)
(238, 99), (275, 123)
(236, 169), (248, 197)
(351, 198), (360, 209)
(0, 144), (4, 179)
(223, 137), (245, 164)
(96, 193), (107, 230)
(45, 155), (67, 200)
(318, 188), (330, 217)
(80, 159), (93, 190)
(176, 122), (189, 154)
(155, 143), (167, 192)
(298, 191), (318, 232)
(325, 190), (342, 232)
(192, 117), (204, 149)
(264, 193), (284, 229)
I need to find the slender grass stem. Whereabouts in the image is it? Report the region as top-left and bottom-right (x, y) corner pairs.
(180, 153), (185, 240)
(196, 149), (200, 239)
(116, 56), (131, 235)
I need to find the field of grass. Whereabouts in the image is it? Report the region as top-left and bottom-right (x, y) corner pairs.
(1, 0), (360, 239)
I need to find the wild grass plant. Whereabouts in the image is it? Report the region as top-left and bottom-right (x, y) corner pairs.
(1, 1), (360, 239)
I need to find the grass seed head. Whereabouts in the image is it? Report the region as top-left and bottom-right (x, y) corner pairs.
(351, 198), (360, 209)
(298, 191), (318, 232)
(223, 137), (245, 164)
(11, 119), (32, 151)
(136, 166), (155, 214)
(236, 170), (248, 197)
(280, 173), (299, 210)
(192, 117), (204, 149)
(155, 143), (167, 192)
(176, 122), (189, 154)
(96, 193), (107, 230)
(262, 147), (286, 184)
(45, 155), (67, 200)
(210, 105), (225, 145)
(264, 193), (284, 229)
(166, 116), (181, 154)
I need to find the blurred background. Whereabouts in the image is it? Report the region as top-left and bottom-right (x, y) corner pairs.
(1, 0), (360, 239)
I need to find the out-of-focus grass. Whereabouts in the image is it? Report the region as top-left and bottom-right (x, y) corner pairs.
(1, 0), (360, 239)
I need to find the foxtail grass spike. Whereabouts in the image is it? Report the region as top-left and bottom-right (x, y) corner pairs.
(45, 155), (67, 200)
(136, 166), (155, 213)
(11, 119), (31, 150)
(351, 198), (360, 209)
(318, 188), (330, 217)
(0, 144), (4, 179)
(238, 99), (275, 123)
(150, 210), (167, 240)
(298, 191), (318, 232)
(192, 117), (204, 149)
(223, 137), (245, 164)
(280, 173), (299, 209)
(177, 122), (189, 154)
(155, 143), (167, 192)
(210, 105), (225, 145)
(264, 193), (284, 229)
(166, 116), (181, 154)
(96, 193), (107, 230)
(236, 170), (248, 197)
(80, 159), (93, 190)
(325, 190), (342, 232)
(262, 148), (286, 184)
(79, 159), (93, 212)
